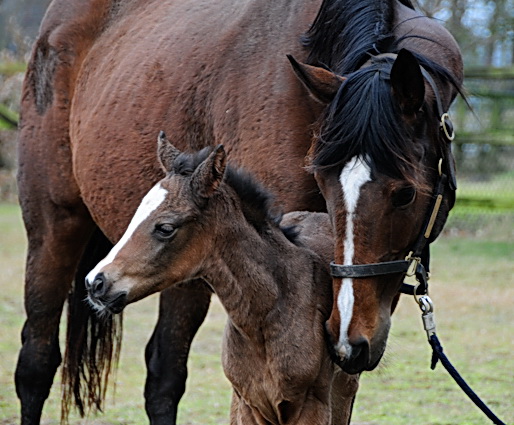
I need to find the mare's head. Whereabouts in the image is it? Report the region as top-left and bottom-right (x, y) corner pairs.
(290, 34), (462, 373)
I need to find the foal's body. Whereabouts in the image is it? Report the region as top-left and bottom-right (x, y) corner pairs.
(221, 211), (335, 424)
(86, 140), (356, 424)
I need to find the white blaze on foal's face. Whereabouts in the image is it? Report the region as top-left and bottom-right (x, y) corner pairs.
(335, 156), (371, 358)
(86, 183), (168, 285)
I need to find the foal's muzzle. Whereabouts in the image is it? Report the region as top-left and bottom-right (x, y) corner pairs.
(85, 272), (127, 314)
(86, 272), (107, 298)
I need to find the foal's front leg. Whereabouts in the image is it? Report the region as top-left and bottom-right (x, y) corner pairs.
(330, 369), (360, 425)
(144, 280), (212, 425)
(229, 391), (263, 425)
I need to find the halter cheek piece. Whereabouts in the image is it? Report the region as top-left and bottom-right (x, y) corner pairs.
(330, 67), (457, 296)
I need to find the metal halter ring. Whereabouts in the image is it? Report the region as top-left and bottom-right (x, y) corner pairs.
(440, 113), (455, 141)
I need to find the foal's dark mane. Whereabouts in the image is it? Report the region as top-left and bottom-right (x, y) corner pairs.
(303, 0), (462, 180)
(173, 148), (298, 241)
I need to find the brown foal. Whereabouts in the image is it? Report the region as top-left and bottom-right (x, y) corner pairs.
(85, 134), (358, 424)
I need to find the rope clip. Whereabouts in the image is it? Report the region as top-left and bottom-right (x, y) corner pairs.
(418, 295), (437, 340)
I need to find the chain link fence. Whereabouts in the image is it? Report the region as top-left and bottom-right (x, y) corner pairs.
(1, 63), (513, 236)
(448, 68), (514, 236)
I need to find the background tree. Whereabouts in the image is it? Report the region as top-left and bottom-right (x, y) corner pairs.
(0, 0), (51, 55)
(413, 0), (514, 66)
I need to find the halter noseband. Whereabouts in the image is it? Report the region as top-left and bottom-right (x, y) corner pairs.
(330, 64), (457, 296)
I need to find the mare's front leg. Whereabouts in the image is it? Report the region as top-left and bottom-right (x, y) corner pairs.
(144, 280), (212, 425)
(15, 198), (94, 424)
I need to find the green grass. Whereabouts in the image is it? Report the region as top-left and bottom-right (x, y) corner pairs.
(454, 170), (514, 213)
(0, 203), (512, 424)
(0, 61), (26, 77)
(351, 234), (513, 425)
(0, 103), (19, 129)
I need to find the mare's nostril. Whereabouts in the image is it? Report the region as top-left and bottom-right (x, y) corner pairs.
(348, 336), (370, 372)
(351, 342), (362, 360)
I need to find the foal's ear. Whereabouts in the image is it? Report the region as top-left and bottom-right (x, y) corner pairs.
(391, 49), (425, 115)
(157, 131), (181, 173)
(191, 145), (227, 201)
(287, 55), (345, 104)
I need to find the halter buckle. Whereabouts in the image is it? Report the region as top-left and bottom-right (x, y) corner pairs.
(440, 113), (455, 141)
(405, 252), (420, 277)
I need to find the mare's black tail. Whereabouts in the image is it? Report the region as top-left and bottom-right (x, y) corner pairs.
(60, 227), (123, 423)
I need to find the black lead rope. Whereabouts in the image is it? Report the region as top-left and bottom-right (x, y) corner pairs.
(418, 69), (506, 425)
(417, 296), (507, 425)
(428, 334), (506, 425)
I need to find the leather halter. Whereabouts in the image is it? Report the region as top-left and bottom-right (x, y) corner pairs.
(330, 62), (457, 296)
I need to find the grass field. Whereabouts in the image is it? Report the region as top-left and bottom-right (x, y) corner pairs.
(455, 170), (514, 213)
(0, 203), (512, 425)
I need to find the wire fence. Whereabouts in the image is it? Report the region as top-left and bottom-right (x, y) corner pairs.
(448, 68), (514, 235)
(1, 65), (513, 236)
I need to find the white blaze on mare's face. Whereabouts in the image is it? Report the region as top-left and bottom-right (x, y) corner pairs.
(335, 156), (371, 358)
(86, 183), (168, 285)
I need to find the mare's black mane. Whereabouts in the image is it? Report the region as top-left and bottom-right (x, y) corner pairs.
(173, 148), (298, 242)
(303, 0), (462, 179)
(303, 0), (396, 72)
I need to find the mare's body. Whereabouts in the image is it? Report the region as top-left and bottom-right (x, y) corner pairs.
(17, 1), (326, 422)
(16, 0), (462, 422)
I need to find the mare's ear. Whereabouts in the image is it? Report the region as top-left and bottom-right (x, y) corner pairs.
(157, 131), (181, 173)
(191, 145), (227, 201)
(287, 55), (345, 104)
(390, 49), (425, 115)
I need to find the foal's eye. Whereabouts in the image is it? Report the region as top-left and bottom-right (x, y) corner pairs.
(154, 223), (176, 239)
(392, 186), (416, 208)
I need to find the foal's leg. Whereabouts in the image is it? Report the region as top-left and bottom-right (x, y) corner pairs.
(229, 392), (261, 425)
(330, 369), (360, 425)
(144, 280), (212, 425)
(15, 200), (94, 424)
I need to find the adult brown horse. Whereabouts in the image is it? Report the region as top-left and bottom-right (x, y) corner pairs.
(16, 0), (462, 424)
(86, 135), (355, 425)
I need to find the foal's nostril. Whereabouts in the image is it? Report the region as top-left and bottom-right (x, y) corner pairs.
(87, 272), (106, 297)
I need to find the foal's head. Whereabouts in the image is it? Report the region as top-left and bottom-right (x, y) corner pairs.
(290, 49), (460, 374)
(85, 133), (256, 314)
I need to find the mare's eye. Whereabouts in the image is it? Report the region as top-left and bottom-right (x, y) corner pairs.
(154, 223), (176, 239)
(392, 186), (416, 208)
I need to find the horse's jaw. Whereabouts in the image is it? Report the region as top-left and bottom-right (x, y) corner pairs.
(87, 291), (128, 317)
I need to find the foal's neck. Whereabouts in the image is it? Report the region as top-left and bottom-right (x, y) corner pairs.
(204, 218), (318, 337)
